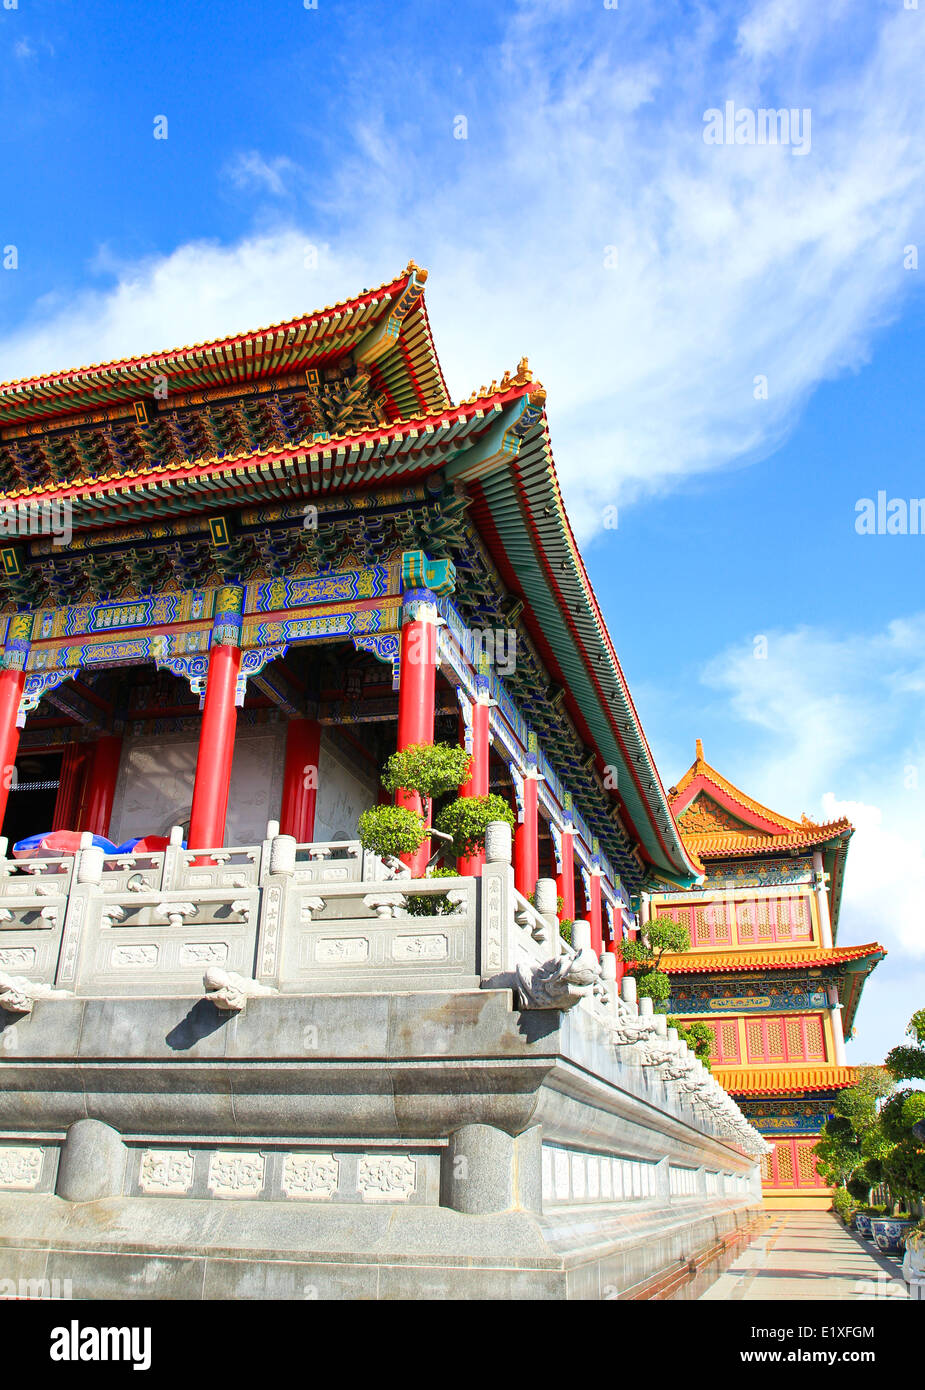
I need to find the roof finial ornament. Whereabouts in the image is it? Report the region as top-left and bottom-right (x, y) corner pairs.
(695, 738), (704, 764)
(513, 356), (533, 385)
(405, 259), (428, 283)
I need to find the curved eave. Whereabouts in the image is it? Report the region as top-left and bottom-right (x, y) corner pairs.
(0, 266), (450, 430)
(663, 943), (886, 974)
(715, 1066), (859, 1096)
(466, 411), (698, 886)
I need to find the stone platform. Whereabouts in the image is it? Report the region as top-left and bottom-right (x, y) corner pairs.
(0, 826), (766, 1299)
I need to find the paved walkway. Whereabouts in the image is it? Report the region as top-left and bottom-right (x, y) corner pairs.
(701, 1211), (909, 1300)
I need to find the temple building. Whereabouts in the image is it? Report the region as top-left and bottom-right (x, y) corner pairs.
(0, 266), (774, 1300)
(650, 742), (885, 1210)
(0, 261), (705, 959)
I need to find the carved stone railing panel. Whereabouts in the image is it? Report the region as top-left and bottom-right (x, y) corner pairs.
(0, 855), (75, 898)
(174, 846), (263, 892)
(71, 888), (261, 996)
(263, 875), (479, 992)
(290, 842), (408, 885)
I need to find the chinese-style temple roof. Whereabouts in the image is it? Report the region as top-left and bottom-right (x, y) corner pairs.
(0, 262), (449, 430)
(668, 740), (853, 929)
(662, 942), (885, 975)
(0, 264), (699, 890)
(664, 941), (884, 1034)
(713, 1066), (859, 1096)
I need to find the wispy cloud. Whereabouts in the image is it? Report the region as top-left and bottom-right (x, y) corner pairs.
(1, 0), (923, 540)
(224, 151), (301, 198)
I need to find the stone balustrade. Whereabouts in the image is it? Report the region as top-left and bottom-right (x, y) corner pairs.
(0, 821), (769, 1298)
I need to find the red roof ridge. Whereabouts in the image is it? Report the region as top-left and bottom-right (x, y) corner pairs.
(0, 380), (537, 504)
(662, 941), (886, 973)
(0, 264), (420, 395)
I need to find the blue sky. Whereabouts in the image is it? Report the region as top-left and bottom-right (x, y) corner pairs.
(2, 0), (924, 1063)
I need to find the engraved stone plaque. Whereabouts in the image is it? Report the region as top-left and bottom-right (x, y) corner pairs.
(111, 943), (158, 968)
(139, 1149), (195, 1194)
(207, 1151), (265, 1198)
(0, 1146), (43, 1190)
(178, 942), (229, 966)
(314, 937), (369, 964)
(281, 1153), (339, 1200)
(356, 1155), (416, 1203)
(0, 947), (35, 969)
(391, 934), (449, 962)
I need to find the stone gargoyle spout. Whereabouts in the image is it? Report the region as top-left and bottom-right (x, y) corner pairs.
(0, 971), (71, 1015)
(201, 967), (278, 1014)
(514, 947), (601, 1010)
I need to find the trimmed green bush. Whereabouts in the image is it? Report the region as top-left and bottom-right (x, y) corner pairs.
(357, 805), (426, 862)
(434, 792), (515, 858)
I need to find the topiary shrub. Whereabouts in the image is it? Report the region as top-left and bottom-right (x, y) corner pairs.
(357, 805), (426, 862)
(434, 793), (515, 858)
(380, 743), (472, 817)
(831, 1187), (857, 1224)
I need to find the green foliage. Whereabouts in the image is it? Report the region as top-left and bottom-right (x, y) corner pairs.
(831, 1187), (857, 1223)
(558, 919), (573, 947)
(403, 866), (459, 918)
(813, 1067), (896, 1190)
(876, 1089), (925, 1205)
(357, 805), (426, 862)
(381, 743), (471, 812)
(669, 1018), (715, 1067)
(879, 1089), (925, 1145)
(618, 915), (691, 1008)
(434, 793), (514, 858)
(886, 1009), (925, 1082)
(635, 970), (670, 1003)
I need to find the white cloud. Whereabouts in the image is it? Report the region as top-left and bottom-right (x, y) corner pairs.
(224, 152), (301, 198)
(1, 1), (923, 542)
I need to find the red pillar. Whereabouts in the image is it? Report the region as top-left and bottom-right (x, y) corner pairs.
(395, 594), (437, 876)
(83, 735), (122, 839)
(280, 718), (321, 842)
(514, 771), (539, 898)
(588, 869), (603, 956)
(458, 696), (489, 876)
(188, 644), (242, 851)
(556, 826), (576, 924)
(52, 743), (87, 832)
(0, 667), (25, 834)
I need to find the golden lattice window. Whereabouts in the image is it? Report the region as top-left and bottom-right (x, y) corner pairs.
(796, 1143), (819, 1186)
(775, 1144), (794, 1185)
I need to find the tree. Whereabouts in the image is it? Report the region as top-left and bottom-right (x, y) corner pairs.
(434, 793), (514, 859)
(668, 1016), (715, 1067)
(617, 916), (691, 1006)
(813, 1067), (893, 1194)
(380, 743), (471, 820)
(885, 1008), (925, 1083)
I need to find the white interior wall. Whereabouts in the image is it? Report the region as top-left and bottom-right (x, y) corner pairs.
(108, 723), (378, 846)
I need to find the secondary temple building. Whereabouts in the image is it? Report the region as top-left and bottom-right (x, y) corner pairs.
(0, 264), (771, 1298)
(654, 743), (884, 1209)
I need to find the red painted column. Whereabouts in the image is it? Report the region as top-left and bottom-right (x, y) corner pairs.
(514, 769), (540, 898)
(280, 718), (321, 842)
(52, 743), (87, 832)
(457, 694), (489, 876)
(588, 867), (603, 957)
(188, 644), (242, 851)
(395, 590), (438, 876)
(603, 899), (626, 984)
(556, 825), (576, 925)
(83, 735), (123, 839)
(0, 667), (25, 834)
